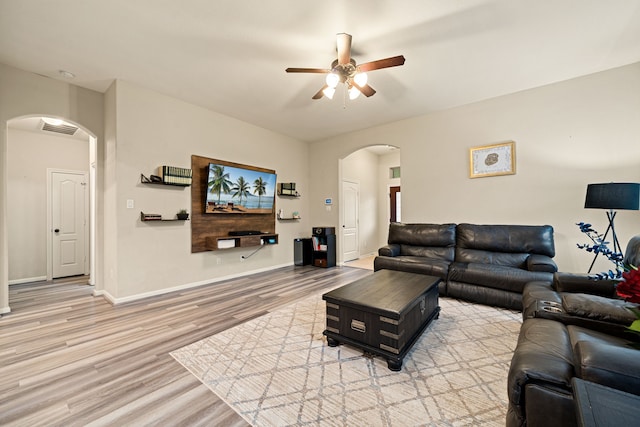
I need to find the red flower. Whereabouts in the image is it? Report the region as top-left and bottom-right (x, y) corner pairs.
(616, 266), (640, 304)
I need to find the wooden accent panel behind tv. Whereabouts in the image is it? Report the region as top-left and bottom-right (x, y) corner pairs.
(191, 154), (276, 253)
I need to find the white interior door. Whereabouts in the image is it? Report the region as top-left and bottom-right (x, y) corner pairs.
(342, 180), (359, 262)
(52, 171), (88, 278)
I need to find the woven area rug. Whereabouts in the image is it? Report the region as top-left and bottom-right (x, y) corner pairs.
(171, 294), (521, 426)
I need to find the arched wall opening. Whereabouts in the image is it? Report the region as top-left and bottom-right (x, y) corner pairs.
(337, 144), (400, 266)
(4, 115), (98, 310)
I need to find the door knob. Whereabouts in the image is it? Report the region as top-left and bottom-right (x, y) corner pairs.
(54, 229), (60, 233)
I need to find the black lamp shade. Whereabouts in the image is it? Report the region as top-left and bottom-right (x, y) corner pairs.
(584, 183), (640, 210)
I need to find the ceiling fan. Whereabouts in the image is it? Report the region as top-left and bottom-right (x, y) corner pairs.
(286, 33), (405, 100)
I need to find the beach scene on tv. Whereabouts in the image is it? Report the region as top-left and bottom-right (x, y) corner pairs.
(205, 163), (276, 214)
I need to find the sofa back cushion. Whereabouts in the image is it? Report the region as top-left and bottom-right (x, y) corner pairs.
(388, 223), (456, 261)
(455, 224), (555, 267)
(400, 244), (455, 262)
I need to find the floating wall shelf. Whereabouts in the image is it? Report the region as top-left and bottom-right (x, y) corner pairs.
(140, 212), (189, 222)
(140, 174), (191, 187)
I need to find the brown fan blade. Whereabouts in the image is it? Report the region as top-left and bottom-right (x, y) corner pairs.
(337, 33), (352, 65)
(312, 85), (328, 100)
(357, 55), (405, 72)
(286, 67), (330, 73)
(352, 82), (376, 97)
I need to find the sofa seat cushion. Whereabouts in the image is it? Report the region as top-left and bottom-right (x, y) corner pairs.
(562, 293), (637, 325)
(448, 262), (553, 293)
(568, 325), (640, 395)
(446, 280), (522, 310)
(373, 255), (450, 280)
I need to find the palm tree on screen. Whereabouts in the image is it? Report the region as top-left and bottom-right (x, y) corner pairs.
(253, 177), (267, 208)
(208, 165), (232, 204)
(232, 176), (250, 207)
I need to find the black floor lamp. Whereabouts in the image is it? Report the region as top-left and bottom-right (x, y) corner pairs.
(584, 182), (640, 272)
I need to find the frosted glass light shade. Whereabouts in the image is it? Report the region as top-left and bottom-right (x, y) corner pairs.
(322, 86), (336, 99)
(325, 73), (340, 88)
(353, 72), (367, 86)
(348, 86), (360, 100)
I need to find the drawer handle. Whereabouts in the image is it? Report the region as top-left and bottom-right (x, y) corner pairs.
(351, 319), (366, 333)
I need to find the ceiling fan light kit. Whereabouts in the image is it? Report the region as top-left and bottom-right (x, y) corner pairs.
(286, 33), (405, 101)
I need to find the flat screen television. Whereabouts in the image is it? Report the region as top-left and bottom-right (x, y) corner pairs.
(204, 162), (276, 214)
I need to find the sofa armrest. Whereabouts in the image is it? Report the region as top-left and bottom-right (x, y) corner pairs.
(574, 339), (640, 395)
(527, 254), (558, 273)
(378, 244), (400, 257)
(508, 319), (574, 407)
(553, 272), (617, 297)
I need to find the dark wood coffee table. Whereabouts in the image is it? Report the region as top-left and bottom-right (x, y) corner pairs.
(322, 269), (440, 371)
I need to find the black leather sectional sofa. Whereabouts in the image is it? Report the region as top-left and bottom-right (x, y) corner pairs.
(374, 223), (640, 426)
(506, 235), (640, 427)
(374, 222), (558, 310)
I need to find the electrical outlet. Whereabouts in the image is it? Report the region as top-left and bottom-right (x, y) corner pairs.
(126, 199), (134, 209)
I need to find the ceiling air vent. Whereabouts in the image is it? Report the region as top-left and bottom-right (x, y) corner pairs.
(40, 119), (78, 136)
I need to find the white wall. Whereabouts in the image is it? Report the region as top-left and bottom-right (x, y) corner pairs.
(104, 80), (310, 300)
(7, 128), (89, 282)
(309, 62), (640, 273)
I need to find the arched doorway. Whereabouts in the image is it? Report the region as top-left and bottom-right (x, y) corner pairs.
(5, 115), (97, 306)
(339, 144), (400, 268)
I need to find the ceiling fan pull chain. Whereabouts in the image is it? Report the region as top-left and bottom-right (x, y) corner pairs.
(343, 85), (347, 109)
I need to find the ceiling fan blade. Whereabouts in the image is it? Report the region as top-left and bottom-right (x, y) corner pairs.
(352, 82), (376, 97)
(357, 55), (405, 72)
(337, 33), (352, 65)
(312, 85), (328, 100)
(286, 67), (330, 73)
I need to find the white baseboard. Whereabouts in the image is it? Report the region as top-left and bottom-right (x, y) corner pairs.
(0, 305), (11, 314)
(98, 262), (292, 305)
(9, 276), (47, 285)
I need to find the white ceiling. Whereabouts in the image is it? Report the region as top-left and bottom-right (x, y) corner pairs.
(1, 1), (640, 142)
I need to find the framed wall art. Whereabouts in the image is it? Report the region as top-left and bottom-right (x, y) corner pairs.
(469, 141), (516, 178)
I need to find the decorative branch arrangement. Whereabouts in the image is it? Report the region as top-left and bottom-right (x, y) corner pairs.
(576, 222), (625, 279)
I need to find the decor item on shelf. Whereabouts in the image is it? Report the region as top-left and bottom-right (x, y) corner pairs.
(469, 141), (516, 178)
(277, 182), (299, 197)
(158, 165), (192, 186)
(177, 209), (189, 220)
(584, 182), (640, 271)
(140, 212), (162, 221)
(285, 33), (405, 101)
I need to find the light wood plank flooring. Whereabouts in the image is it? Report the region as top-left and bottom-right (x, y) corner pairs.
(0, 266), (371, 426)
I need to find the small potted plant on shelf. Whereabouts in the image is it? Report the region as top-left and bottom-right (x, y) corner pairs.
(177, 209), (189, 220)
